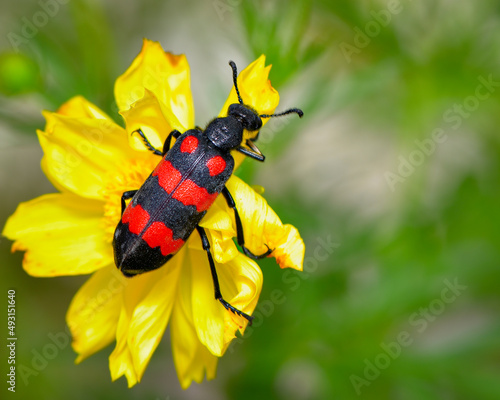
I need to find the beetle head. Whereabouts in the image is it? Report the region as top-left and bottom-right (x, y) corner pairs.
(228, 103), (263, 132)
(207, 60), (303, 161)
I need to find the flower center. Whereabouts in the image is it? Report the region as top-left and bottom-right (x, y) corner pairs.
(101, 157), (158, 242)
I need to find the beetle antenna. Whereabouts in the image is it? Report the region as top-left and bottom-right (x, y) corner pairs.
(260, 108), (304, 119)
(229, 61), (244, 105)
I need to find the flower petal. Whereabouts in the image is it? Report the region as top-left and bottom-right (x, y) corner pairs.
(109, 254), (182, 386)
(114, 39), (194, 131)
(171, 256), (218, 389)
(189, 246), (225, 357)
(67, 265), (126, 362)
(109, 310), (138, 387)
(226, 176), (304, 271)
(119, 89), (183, 153)
(272, 224), (305, 271)
(199, 197), (239, 264)
(218, 253), (263, 340)
(218, 55), (280, 169)
(38, 97), (136, 199)
(218, 54), (279, 119)
(2, 193), (112, 276)
(57, 95), (113, 120)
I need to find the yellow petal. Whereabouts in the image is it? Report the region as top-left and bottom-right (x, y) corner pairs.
(114, 39), (194, 131)
(189, 247), (225, 357)
(272, 224), (305, 271)
(57, 95), (113, 120)
(110, 308), (138, 387)
(218, 55), (280, 170)
(109, 255), (182, 386)
(171, 257), (218, 389)
(128, 265), (181, 380)
(119, 89), (183, 153)
(218, 253), (263, 340)
(199, 197), (239, 264)
(67, 265), (126, 362)
(218, 54), (279, 119)
(38, 98), (136, 200)
(2, 193), (112, 276)
(226, 176), (304, 271)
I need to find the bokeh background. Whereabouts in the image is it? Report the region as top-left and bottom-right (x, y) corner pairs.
(1, 0), (499, 399)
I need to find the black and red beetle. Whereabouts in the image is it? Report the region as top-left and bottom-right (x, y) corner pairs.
(113, 61), (303, 323)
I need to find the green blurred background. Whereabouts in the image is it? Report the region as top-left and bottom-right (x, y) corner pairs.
(1, 0), (499, 399)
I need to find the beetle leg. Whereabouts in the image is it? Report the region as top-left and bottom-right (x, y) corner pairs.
(132, 128), (183, 157)
(236, 139), (265, 162)
(131, 129), (163, 156)
(162, 129), (182, 156)
(195, 225), (254, 325)
(120, 190), (138, 215)
(221, 187), (273, 260)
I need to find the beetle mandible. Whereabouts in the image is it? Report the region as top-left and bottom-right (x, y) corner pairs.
(113, 61), (303, 323)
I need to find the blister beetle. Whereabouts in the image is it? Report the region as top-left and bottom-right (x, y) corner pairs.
(113, 61), (303, 323)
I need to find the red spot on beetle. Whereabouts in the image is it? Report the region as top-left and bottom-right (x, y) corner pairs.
(206, 156), (226, 176)
(173, 179), (218, 212)
(142, 221), (185, 256)
(122, 204), (150, 235)
(180, 135), (198, 153)
(153, 160), (182, 193)
(153, 158), (218, 211)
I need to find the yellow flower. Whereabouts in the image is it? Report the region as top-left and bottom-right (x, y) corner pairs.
(2, 39), (304, 389)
